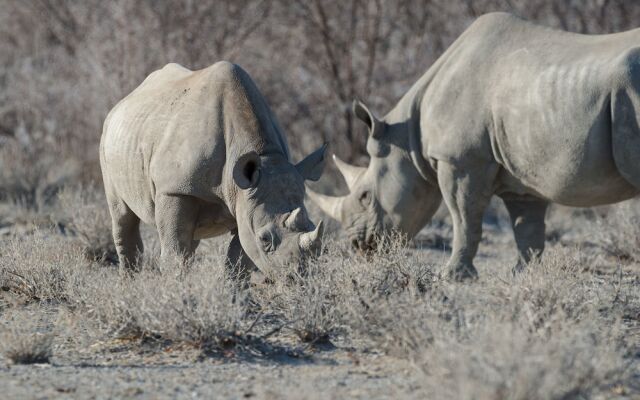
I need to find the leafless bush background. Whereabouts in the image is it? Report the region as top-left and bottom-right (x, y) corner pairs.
(2, 0), (640, 180)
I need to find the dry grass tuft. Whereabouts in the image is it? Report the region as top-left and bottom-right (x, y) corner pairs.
(1, 311), (54, 364)
(253, 257), (347, 344)
(67, 251), (257, 351)
(252, 234), (434, 344)
(0, 231), (86, 302)
(56, 185), (116, 263)
(3, 332), (53, 364)
(594, 199), (640, 263)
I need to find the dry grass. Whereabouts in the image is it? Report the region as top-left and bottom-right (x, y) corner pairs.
(1, 311), (54, 364)
(0, 231), (86, 302)
(66, 251), (258, 352)
(56, 185), (116, 263)
(3, 332), (53, 364)
(0, 185), (637, 398)
(594, 199), (640, 263)
(353, 247), (638, 399)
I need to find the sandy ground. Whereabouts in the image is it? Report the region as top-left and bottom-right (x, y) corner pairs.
(0, 347), (422, 399)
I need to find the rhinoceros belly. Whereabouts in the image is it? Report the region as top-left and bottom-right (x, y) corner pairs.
(492, 62), (639, 206)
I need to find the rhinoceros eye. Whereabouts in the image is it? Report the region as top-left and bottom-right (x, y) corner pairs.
(259, 230), (276, 253)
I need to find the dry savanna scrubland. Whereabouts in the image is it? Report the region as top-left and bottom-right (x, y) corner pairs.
(1, 1), (640, 399)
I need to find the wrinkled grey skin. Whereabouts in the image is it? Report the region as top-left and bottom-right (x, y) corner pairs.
(100, 61), (326, 275)
(309, 12), (640, 280)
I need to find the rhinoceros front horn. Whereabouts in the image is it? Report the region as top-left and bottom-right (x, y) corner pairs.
(299, 220), (323, 252)
(306, 189), (345, 222)
(333, 154), (365, 190)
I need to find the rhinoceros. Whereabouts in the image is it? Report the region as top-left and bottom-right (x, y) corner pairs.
(100, 61), (326, 274)
(309, 12), (640, 280)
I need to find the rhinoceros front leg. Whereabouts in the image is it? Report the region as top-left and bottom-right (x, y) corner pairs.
(437, 161), (498, 281)
(155, 194), (199, 264)
(225, 231), (256, 285)
(502, 198), (548, 275)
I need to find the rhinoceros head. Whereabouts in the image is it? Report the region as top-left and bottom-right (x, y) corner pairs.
(308, 100), (441, 251)
(233, 145), (327, 271)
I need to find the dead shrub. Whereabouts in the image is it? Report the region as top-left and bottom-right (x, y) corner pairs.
(0, 143), (79, 208)
(0, 143), (80, 234)
(352, 247), (634, 400)
(56, 184), (116, 263)
(594, 199), (640, 263)
(253, 257), (348, 344)
(2, 332), (53, 364)
(68, 252), (256, 350)
(0, 230), (86, 302)
(1, 311), (54, 364)
(252, 234), (435, 344)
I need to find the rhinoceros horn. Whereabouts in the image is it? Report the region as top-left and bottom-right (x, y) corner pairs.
(306, 189), (345, 221)
(333, 154), (365, 190)
(285, 207), (308, 230)
(299, 220), (324, 251)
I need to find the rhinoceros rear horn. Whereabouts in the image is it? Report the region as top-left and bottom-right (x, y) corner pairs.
(333, 154), (365, 190)
(233, 152), (261, 190)
(306, 188), (344, 222)
(299, 220), (323, 252)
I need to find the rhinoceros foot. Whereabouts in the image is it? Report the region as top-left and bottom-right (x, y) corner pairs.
(441, 262), (478, 282)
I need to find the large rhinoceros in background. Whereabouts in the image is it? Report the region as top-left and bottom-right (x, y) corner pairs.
(100, 61), (326, 274)
(309, 12), (640, 281)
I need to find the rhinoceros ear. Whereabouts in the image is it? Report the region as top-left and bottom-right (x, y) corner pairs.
(233, 152), (261, 189)
(296, 143), (327, 182)
(353, 99), (382, 140)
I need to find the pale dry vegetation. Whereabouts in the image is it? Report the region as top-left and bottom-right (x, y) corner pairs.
(357, 247), (638, 399)
(0, 310), (54, 365)
(0, 231), (86, 302)
(0, 188), (639, 398)
(594, 199), (640, 263)
(1, 0), (640, 398)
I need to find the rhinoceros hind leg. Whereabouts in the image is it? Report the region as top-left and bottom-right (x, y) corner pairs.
(155, 194), (199, 264)
(437, 160), (498, 281)
(502, 197), (548, 275)
(225, 232), (256, 286)
(106, 194), (143, 270)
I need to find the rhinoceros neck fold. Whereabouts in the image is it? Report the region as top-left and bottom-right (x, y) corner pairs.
(383, 102), (435, 187)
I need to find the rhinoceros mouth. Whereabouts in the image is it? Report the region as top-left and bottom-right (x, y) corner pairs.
(347, 220), (384, 253)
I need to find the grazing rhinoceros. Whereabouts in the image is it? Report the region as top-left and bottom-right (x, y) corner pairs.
(100, 61), (326, 274)
(309, 12), (640, 280)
